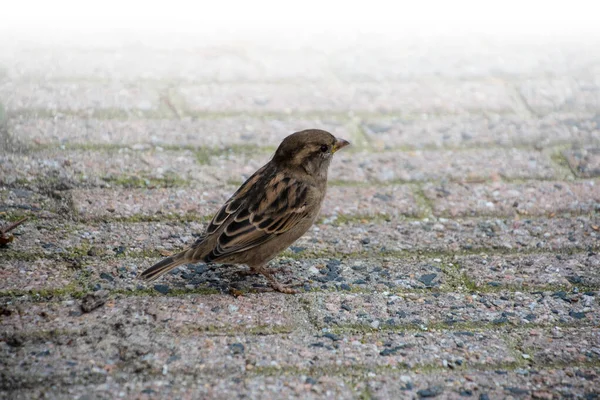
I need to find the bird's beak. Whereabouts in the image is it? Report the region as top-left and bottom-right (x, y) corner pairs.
(332, 138), (350, 153)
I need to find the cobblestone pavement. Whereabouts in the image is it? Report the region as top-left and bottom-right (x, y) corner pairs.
(1, 33), (600, 399)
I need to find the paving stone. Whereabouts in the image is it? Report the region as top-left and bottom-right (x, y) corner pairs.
(303, 290), (599, 330)
(455, 252), (600, 289)
(70, 184), (425, 222)
(331, 37), (600, 81)
(423, 180), (600, 218)
(2, 215), (598, 259)
(564, 146), (600, 178)
(1, 147), (560, 191)
(519, 327), (600, 365)
(7, 115), (352, 147)
(0, 46), (333, 82)
(212, 148), (561, 184)
(365, 367), (600, 400)
(361, 113), (600, 150)
(0, 330), (514, 387)
(0, 82), (161, 112)
(0, 374), (354, 399)
(71, 187), (233, 221)
(9, 255), (451, 295)
(302, 215), (600, 255)
(321, 185), (426, 218)
(178, 81), (517, 114)
(0, 148), (219, 188)
(0, 259), (77, 292)
(0, 294), (300, 335)
(519, 77), (600, 114)
(0, 187), (62, 219)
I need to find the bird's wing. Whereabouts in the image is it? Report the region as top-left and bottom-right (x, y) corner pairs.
(199, 168), (311, 262)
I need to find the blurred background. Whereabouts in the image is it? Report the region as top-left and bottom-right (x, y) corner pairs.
(2, 0), (599, 193)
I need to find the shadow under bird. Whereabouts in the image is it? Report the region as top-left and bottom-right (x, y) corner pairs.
(139, 129), (350, 293)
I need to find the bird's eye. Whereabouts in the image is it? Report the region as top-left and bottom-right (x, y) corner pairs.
(320, 145), (329, 153)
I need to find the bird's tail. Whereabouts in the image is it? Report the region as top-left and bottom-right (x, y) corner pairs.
(139, 249), (192, 282)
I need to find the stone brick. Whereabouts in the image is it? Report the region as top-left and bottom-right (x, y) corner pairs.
(321, 185), (426, 218)
(297, 215), (600, 255)
(0, 187), (61, 219)
(70, 185), (425, 222)
(0, 45), (333, 82)
(71, 187), (233, 221)
(519, 77), (600, 114)
(212, 147), (561, 184)
(0, 294), (300, 335)
(331, 37), (600, 81)
(0, 259), (77, 292)
(455, 252), (600, 289)
(564, 146), (600, 178)
(0, 331), (514, 384)
(0, 82), (160, 112)
(8, 115), (352, 148)
(2, 215), (598, 259)
(303, 290), (599, 330)
(178, 80), (517, 114)
(0, 148), (219, 188)
(361, 113), (600, 150)
(36, 255), (453, 295)
(366, 367), (600, 399)
(520, 327), (600, 365)
(1, 145), (561, 192)
(1, 373), (354, 399)
(423, 180), (600, 218)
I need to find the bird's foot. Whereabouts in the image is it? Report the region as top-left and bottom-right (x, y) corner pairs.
(253, 265), (300, 294)
(268, 280), (302, 294)
(269, 265), (292, 275)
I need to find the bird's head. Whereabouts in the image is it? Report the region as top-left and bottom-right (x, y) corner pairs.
(272, 129), (350, 177)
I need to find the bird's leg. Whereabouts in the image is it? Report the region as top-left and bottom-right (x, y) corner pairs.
(251, 265), (301, 294)
(269, 264), (292, 275)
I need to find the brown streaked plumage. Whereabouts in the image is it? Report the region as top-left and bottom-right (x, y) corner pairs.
(139, 129), (350, 294)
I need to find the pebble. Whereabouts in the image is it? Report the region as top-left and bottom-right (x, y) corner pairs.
(370, 320), (380, 329)
(418, 273), (437, 287)
(153, 284), (170, 295)
(100, 272), (114, 282)
(322, 333), (341, 341)
(532, 390), (554, 400)
(506, 387), (529, 395)
(80, 290), (109, 313)
(417, 386), (443, 398)
(229, 343), (245, 355)
(305, 377), (317, 385)
(569, 311), (586, 319)
(228, 305), (239, 313)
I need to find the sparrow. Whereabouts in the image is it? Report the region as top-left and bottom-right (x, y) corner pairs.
(139, 129), (350, 294)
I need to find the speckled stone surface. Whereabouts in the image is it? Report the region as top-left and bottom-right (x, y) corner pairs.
(1, 32), (599, 399)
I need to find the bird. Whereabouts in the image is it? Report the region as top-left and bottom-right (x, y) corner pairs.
(139, 129), (350, 294)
